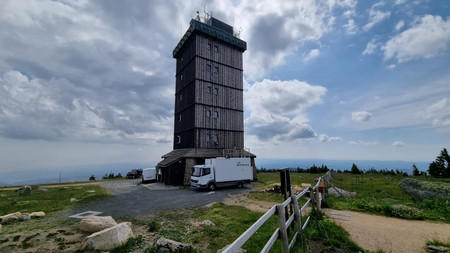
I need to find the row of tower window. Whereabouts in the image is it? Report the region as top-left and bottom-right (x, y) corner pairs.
(176, 86), (219, 102)
(177, 110), (218, 122)
(178, 63), (218, 81)
(207, 43), (219, 53)
(176, 133), (218, 144)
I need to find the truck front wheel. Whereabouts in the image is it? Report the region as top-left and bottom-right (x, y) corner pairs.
(237, 181), (244, 188)
(208, 183), (216, 191)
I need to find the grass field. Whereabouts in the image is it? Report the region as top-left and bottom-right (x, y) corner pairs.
(0, 185), (111, 216)
(326, 173), (450, 222)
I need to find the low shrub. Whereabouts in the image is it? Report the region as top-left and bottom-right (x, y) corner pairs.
(399, 178), (450, 201)
(390, 204), (422, 219)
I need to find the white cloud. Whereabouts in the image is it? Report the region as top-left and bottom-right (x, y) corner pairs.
(395, 20), (404, 31)
(363, 2), (391, 31)
(344, 19), (357, 35)
(395, 0), (407, 5)
(318, 134), (343, 142)
(245, 79), (326, 141)
(304, 49), (320, 62)
(392, 141), (405, 147)
(363, 39), (380, 55)
(418, 98), (450, 128)
(383, 15), (450, 62)
(351, 111), (372, 121)
(386, 64), (396, 69)
(348, 140), (379, 146)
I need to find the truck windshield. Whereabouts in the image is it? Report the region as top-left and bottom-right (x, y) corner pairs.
(192, 167), (202, 177)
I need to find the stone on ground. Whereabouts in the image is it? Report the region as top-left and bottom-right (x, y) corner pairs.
(328, 187), (357, 197)
(155, 237), (193, 252)
(0, 212), (22, 224)
(19, 214), (31, 221)
(79, 215), (118, 233)
(82, 222), (133, 251)
(0, 224), (2, 232)
(30, 211), (45, 218)
(427, 245), (450, 253)
(18, 185), (32, 195)
(200, 220), (215, 226)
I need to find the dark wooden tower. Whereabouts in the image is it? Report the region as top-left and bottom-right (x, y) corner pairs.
(157, 17), (256, 185)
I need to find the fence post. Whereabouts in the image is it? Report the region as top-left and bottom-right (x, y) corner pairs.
(309, 187), (315, 212)
(276, 204), (289, 253)
(315, 182), (321, 212)
(291, 196), (303, 236)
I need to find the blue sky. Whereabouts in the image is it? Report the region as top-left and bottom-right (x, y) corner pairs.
(0, 0), (449, 174)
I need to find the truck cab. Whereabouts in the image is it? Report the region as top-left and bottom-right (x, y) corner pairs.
(191, 165), (215, 190)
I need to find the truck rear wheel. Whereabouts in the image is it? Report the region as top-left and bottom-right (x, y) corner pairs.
(208, 183), (216, 191)
(237, 181), (244, 188)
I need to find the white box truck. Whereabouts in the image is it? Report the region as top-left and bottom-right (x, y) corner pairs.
(142, 168), (157, 183)
(191, 157), (253, 191)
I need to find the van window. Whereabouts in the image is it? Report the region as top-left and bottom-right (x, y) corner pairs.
(203, 167), (211, 175)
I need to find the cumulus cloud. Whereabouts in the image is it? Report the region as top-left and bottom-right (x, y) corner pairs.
(344, 19), (357, 35)
(363, 2), (391, 31)
(386, 64), (396, 69)
(304, 49), (320, 62)
(418, 98), (450, 128)
(395, 20), (404, 31)
(0, 71), (172, 143)
(245, 79), (326, 142)
(383, 15), (450, 62)
(363, 39), (380, 55)
(348, 140), (379, 146)
(392, 141), (405, 147)
(351, 111), (372, 122)
(318, 134), (343, 142)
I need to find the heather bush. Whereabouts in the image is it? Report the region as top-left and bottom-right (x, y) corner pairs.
(398, 178), (450, 201)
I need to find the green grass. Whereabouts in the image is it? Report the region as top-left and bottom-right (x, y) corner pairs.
(426, 239), (450, 248)
(0, 185), (111, 215)
(326, 173), (450, 222)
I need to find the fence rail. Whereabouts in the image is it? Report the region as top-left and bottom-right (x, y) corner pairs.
(222, 171), (332, 253)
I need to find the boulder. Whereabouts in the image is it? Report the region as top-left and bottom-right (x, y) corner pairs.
(30, 211), (45, 218)
(0, 224), (2, 232)
(37, 186), (48, 192)
(328, 187), (357, 197)
(19, 214), (31, 221)
(200, 220), (215, 226)
(0, 212), (21, 224)
(82, 222), (133, 251)
(155, 237), (193, 253)
(218, 245), (246, 253)
(79, 216), (117, 233)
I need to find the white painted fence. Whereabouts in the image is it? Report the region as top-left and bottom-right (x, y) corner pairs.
(222, 171), (332, 253)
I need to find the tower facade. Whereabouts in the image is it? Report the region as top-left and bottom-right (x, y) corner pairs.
(157, 17), (255, 185)
(172, 17), (246, 150)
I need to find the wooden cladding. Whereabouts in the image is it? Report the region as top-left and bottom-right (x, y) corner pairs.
(173, 129), (243, 149)
(173, 28), (245, 150)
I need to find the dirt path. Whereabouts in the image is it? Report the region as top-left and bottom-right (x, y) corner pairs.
(325, 209), (450, 253)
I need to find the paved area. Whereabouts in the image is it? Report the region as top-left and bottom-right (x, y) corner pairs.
(70, 179), (250, 218)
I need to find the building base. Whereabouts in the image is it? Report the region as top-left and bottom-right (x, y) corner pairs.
(156, 148), (256, 185)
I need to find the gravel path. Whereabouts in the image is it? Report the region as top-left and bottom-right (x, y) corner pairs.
(70, 179), (250, 218)
(326, 209), (450, 253)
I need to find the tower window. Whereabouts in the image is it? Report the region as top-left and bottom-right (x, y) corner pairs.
(213, 88), (218, 95)
(206, 133), (211, 142)
(213, 134), (218, 143)
(206, 64), (211, 71)
(213, 111), (218, 118)
(206, 86), (211, 93)
(214, 46), (218, 53)
(214, 67), (219, 73)
(207, 43), (211, 50)
(206, 110), (211, 117)
(180, 74), (183, 80)
(177, 135), (181, 144)
(177, 94), (183, 101)
(177, 114), (181, 122)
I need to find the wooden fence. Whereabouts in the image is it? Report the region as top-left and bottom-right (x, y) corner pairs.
(222, 171), (332, 253)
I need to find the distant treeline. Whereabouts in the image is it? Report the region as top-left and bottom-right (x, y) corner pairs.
(89, 172), (123, 181)
(257, 163), (424, 176)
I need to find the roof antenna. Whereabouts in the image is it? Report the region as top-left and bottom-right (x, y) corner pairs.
(196, 11), (201, 22)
